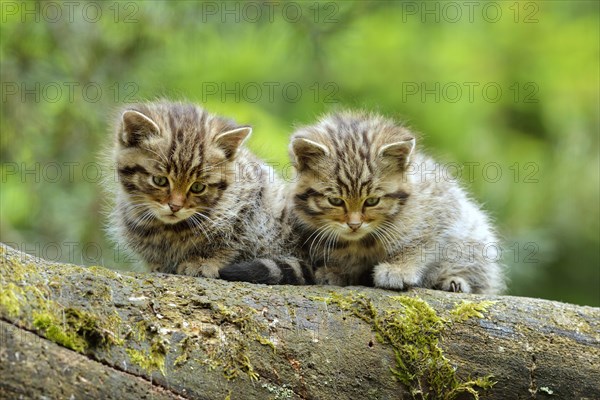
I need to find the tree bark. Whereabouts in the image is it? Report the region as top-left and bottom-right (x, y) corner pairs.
(0, 243), (598, 400)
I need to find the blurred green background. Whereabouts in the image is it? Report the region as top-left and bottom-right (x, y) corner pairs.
(1, 1), (598, 306)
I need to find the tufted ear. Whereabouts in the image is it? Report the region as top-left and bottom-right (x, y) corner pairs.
(214, 126), (252, 159)
(378, 138), (415, 169)
(120, 110), (161, 147)
(291, 137), (330, 172)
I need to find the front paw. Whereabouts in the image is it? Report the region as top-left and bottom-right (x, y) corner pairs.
(373, 263), (422, 290)
(437, 277), (471, 293)
(176, 261), (221, 278)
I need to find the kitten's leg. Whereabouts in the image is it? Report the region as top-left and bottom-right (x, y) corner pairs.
(429, 243), (502, 294)
(176, 250), (238, 278)
(147, 262), (163, 273)
(314, 265), (351, 286)
(432, 260), (503, 294)
(373, 249), (427, 290)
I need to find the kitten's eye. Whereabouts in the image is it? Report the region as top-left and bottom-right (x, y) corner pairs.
(328, 197), (344, 207)
(152, 176), (168, 187)
(190, 182), (206, 194)
(364, 197), (380, 207)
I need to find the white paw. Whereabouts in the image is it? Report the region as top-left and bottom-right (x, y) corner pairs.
(373, 263), (422, 290)
(438, 277), (471, 293)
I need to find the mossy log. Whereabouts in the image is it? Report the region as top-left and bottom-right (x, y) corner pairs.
(0, 243), (598, 400)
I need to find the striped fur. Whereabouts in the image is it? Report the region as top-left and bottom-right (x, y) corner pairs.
(219, 257), (313, 285)
(108, 101), (301, 279)
(285, 111), (504, 293)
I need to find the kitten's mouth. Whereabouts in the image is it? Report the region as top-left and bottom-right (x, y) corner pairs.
(157, 212), (189, 224)
(347, 230), (367, 238)
(340, 227), (371, 240)
(150, 205), (196, 224)
(161, 215), (180, 223)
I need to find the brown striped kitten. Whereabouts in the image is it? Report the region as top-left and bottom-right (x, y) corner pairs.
(289, 111), (504, 293)
(109, 101), (303, 280)
(221, 111), (505, 294)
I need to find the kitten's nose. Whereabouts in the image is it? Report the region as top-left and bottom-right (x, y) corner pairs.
(168, 203), (182, 213)
(347, 212), (363, 231)
(347, 221), (362, 231)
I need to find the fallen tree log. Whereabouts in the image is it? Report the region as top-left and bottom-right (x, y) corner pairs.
(0, 243), (598, 399)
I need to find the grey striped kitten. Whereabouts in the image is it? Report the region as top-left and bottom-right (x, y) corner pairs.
(221, 111), (504, 294)
(109, 101), (305, 280)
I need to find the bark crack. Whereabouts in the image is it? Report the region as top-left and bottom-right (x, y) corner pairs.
(528, 353), (537, 399)
(0, 318), (193, 400)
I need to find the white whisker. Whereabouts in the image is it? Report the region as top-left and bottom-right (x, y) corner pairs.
(308, 225), (331, 262)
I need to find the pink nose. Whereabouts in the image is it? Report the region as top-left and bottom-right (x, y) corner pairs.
(169, 203), (182, 212)
(347, 221), (362, 231)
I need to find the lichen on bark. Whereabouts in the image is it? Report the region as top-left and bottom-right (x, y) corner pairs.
(319, 293), (495, 399)
(1, 243), (599, 400)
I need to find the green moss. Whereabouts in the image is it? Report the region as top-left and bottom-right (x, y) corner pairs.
(323, 293), (495, 400)
(124, 318), (169, 375)
(133, 320), (149, 342)
(0, 251), (123, 354)
(33, 311), (88, 352)
(126, 337), (168, 375)
(286, 303), (297, 321)
(174, 336), (192, 367)
(31, 306), (121, 353)
(0, 283), (22, 317)
(223, 343), (258, 381)
(206, 303), (274, 380)
(2, 256), (39, 283)
(450, 300), (495, 322)
(1, 244), (274, 382)
(86, 265), (122, 280)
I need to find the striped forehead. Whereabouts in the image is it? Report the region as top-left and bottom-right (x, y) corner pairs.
(331, 155), (376, 197)
(159, 106), (209, 178)
(326, 127), (379, 197)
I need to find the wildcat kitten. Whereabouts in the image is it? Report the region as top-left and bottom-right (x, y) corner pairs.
(109, 101), (306, 281)
(221, 111), (504, 294)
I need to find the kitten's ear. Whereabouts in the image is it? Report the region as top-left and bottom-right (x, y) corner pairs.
(120, 110), (160, 147)
(291, 137), (329, 171)
(378, 138), (415, 168)
(215, 126), (252, 159)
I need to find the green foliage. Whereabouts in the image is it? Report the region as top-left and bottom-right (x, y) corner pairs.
(0, 1), (598, 305)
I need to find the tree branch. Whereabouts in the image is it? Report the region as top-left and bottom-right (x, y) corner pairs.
(1, 243), (598, 399)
